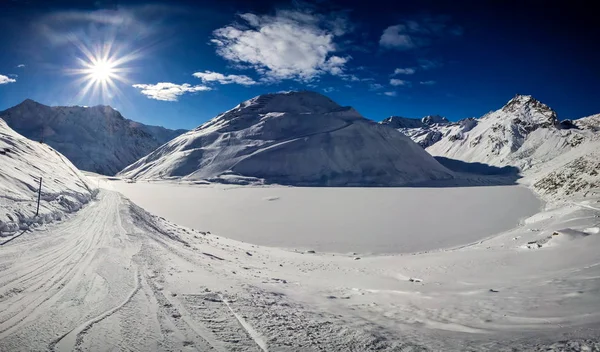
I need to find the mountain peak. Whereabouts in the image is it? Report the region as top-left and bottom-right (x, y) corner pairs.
(421, 115), (449, 125)
(503, 94), (552, 113)
(235, 90), (343, 115)
(380, 116), (424, 129)
(500, 94), (557, 126)
(18, 98), (46, 108)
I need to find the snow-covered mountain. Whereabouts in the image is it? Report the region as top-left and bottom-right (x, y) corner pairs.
(385, 95), (600, 199)
(119, 91), (453, 186)
(380, 115), (452, 148)
(0, 99), (187, 175)
(0, 118), (95, 234)
(424, 95), (589, 170)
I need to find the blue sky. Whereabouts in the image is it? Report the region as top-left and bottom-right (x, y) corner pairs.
(0, 0), (598, 130)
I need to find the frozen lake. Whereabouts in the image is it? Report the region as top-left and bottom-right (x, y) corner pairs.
(110, 181), (542, 254)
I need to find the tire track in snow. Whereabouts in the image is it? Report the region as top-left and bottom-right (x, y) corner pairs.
(50, 268), (141, 351)
(219, 294), (269, 352)
(570, 201), (600, 212)
(0, 195), (115, 337)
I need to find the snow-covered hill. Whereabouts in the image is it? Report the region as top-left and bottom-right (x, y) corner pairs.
(119, 91), (453, 186)
(0, 118), (95, 235)
(0, 99), (187, 175)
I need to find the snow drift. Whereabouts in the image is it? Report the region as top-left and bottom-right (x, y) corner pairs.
(0, 118), (95, 234)
(0, 99), (187, 175)
(119, 91), (453, 186)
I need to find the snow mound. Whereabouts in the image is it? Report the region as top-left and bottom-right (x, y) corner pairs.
(0, 118), (95, 235)
(119, 91), (453, 186)
(0, 99), (187, 175)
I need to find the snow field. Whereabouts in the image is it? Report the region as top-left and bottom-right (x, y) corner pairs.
(109, 181), (542, 254)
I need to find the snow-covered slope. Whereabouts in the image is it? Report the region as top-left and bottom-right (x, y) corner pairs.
(0, 99), (187, 175)
(381, 95), (599, 200)
(0, 118), (95, 234)
(424, 95), (579, 170)
(119, 91), (453, 186)
(380, 115), (453, 148)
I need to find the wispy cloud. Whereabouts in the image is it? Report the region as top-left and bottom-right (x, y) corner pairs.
(418, 59), (442, 70)
(390, 79), (411, 86)
(420, 80), (436, 85)
(383, 91), (397, 97)
(0, 74), (16, 84)
(16, 64), (25, 68)
(379, 16), (461, 50)
(323, 87), (336, 93)
(132, 82), (211, 101)
(211, 10), (351, 81)
(193, 71), (256, 86)
(392, 67), (415, 75)
(369, 83), (384, 91)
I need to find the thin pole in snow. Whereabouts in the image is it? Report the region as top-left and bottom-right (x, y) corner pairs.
(35, 177), (42, 216)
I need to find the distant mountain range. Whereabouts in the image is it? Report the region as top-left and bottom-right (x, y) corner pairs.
(0, 100), (187, 175)
(2, 92), (598, 194)
(381, 94), (600, 198)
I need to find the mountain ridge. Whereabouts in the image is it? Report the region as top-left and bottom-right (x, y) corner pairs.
(0, 99), (188, 175)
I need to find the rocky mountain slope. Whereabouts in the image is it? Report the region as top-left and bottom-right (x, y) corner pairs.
(380, 115), (452, 148)
(0, 118), (95, 234)
(386, 95), (600, 199)
(0, 100), (187, 175)
(119, 91), (453, 186)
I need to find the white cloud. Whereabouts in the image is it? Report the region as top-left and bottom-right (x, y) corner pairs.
(418, 59), (441, 70)
(340, 73), (360, 82)
(17, 64), (25, 68)
(390, 79), (411, 86)
(0, 74), (16, 84)
(379, 25), (416, 50)
(323, 87), (335, 93)
(369, 83), (384, 91)
(420, 80), (436, 85)
(383, 91), (397, 97)
(211, 10), (351, 81)
(393, 67), (415, 75)
(193, 71), (256, 86)
(132, 82), (211, 101)
(379, 16), (461, 50)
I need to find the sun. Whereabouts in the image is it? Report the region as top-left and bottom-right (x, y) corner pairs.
(89, 59), (116, 82)
(68, 43), (137, 103)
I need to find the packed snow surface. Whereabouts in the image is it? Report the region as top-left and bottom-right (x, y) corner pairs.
(110, 181), (541, 254)
(119, 91), (453, 186)
(0, 99), (187, 175)
(0, 182), (598, 351)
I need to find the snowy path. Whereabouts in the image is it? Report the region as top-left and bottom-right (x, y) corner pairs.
(0, 191), (262, 351)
